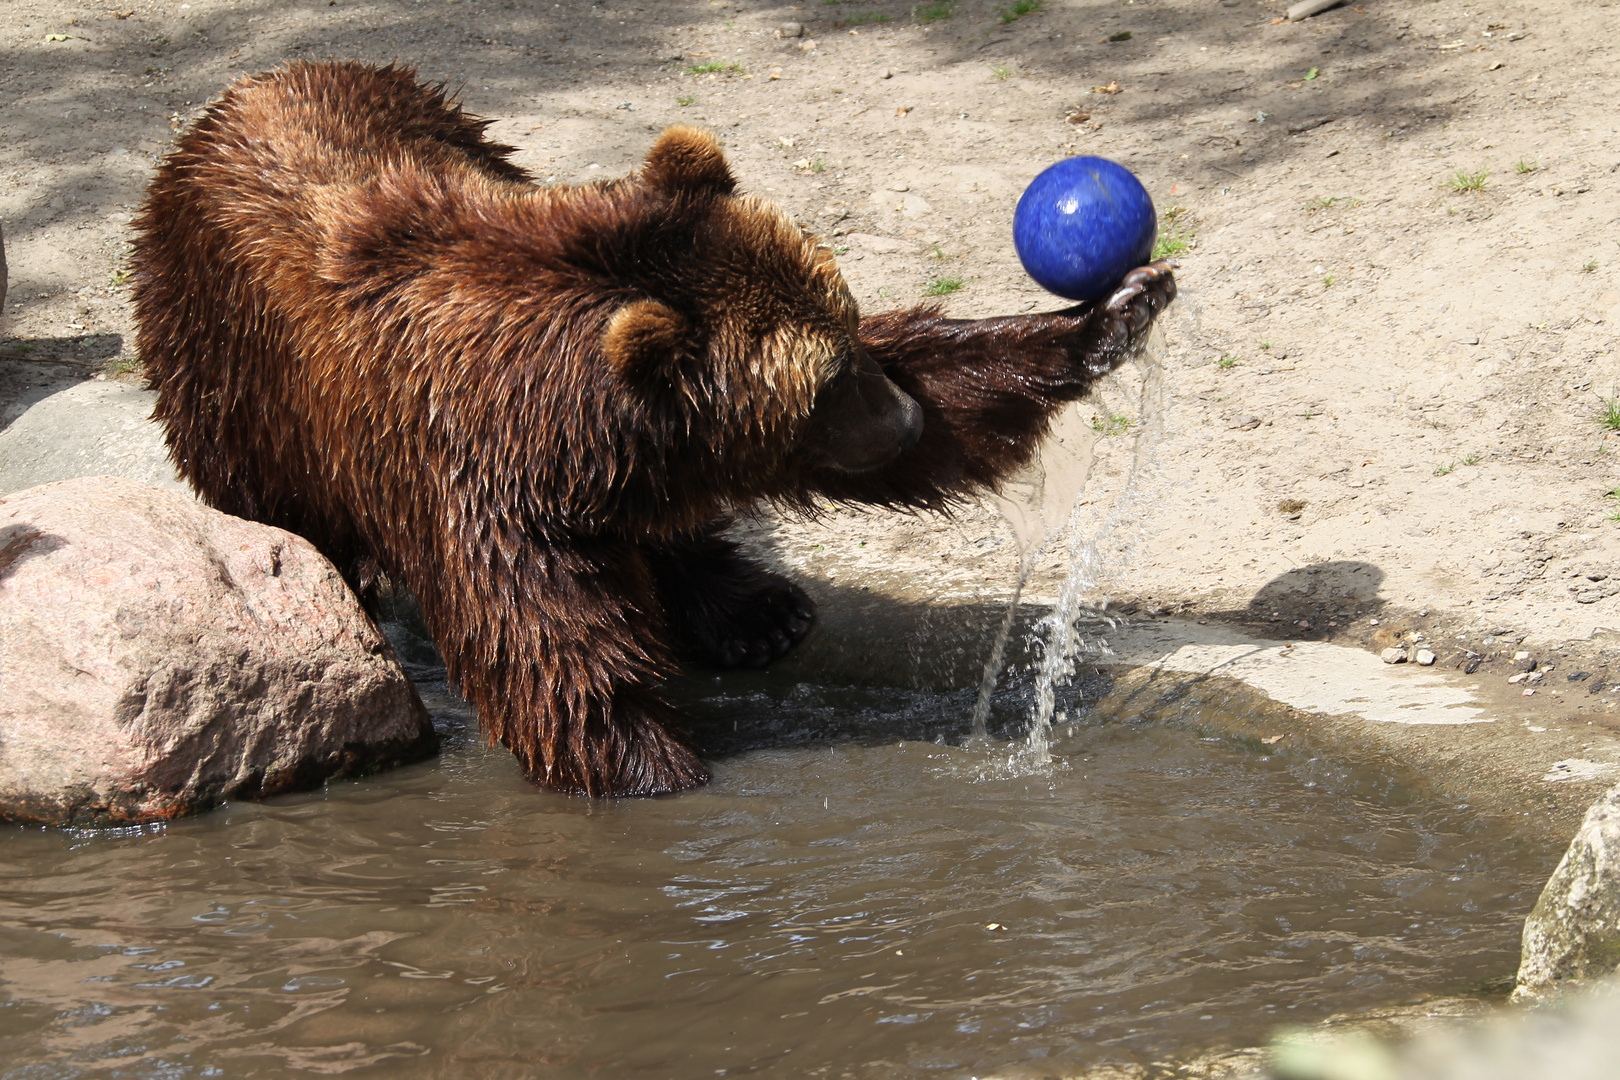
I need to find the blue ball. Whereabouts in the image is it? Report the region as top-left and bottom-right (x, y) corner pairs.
(1013, 157), (1157, 302)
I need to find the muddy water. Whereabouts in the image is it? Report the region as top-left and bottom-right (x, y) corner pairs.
(0, 678), (1548, 1079)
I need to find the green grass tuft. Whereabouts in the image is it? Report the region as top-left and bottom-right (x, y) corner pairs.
(686, 60), (745, 76)
(1446, 167), (1489, 192)
(1000, 0), (1043, 22)
(1092, 412), (1135, 435)
(1600, 397), (1620, 432)
(913, 1), (955, 23)
(1153, 206), (1193, 261)
(1216, 353), (1238, 370)
(98, 355), (142, 378)
(923, 275), (965, 296)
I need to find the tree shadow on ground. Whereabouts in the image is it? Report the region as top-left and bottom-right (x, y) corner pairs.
(0, 337), (115, 431)
(4, 0), (1476, 238)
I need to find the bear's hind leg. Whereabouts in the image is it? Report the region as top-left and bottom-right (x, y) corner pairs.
(647, 523), (816, 670)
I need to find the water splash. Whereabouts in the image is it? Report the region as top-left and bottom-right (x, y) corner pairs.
(968, 402), (1099, 738)
(969, 325), (1170, 763)
(1025, 341), (1167, 760)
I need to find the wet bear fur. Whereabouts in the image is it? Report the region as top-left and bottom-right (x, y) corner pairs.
(133, 61), (1175, 797)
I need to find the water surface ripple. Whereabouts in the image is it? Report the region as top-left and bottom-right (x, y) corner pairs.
(0, 681), (1546, 1078)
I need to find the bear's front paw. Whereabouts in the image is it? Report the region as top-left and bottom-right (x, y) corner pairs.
(688, 572), (816, 669)
(649, 531), (818, 670)
(1071, 260), (1177, 379)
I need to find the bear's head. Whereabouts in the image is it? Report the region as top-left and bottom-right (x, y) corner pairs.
(599, 127), (922, 485)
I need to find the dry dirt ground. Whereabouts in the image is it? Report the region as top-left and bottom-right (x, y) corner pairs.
(2, 0), (1618, 716)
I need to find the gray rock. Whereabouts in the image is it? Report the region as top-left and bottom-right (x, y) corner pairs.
(1416, 649), (1436, 666)
(779, 21), (803, 37)
(0, 476), (435, 825)
(1381, 647), (1408, 664)
(0, 379), (185, 497)
(1513, 781), (1620, 1002)
(899, 193), (932, 218)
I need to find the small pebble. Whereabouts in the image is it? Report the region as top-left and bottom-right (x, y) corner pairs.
(1509, 672), (1528, 684)
(779, 21), (803, 37)
(1381, 647), (1407, 665)
(1416, 649), (1436, 666)
(1514, 650), (1531, 662)
(1523, 688), (1536, 697)
(1464, 658), (1482, 674)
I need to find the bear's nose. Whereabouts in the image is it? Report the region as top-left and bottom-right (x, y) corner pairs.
(893, 390), (923, 451)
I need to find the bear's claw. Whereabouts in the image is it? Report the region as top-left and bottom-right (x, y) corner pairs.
(1073, 260), (1177, 379)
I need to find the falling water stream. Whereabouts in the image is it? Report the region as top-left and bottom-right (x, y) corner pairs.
(971, 328), (1168, 762)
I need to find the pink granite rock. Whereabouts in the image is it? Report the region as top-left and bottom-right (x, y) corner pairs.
(0, 476), (435, 825)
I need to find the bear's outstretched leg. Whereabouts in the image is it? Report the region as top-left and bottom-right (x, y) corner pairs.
(418, 529), (709, 796)
(812, 262), (1177, 509)
(646, 521), (816, 669)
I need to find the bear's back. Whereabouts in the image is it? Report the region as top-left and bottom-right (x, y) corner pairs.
(131, 62), (543, 564)
(189, 61), (530, 192)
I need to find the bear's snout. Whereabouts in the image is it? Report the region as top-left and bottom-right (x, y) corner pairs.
(802, 353), (923, 474)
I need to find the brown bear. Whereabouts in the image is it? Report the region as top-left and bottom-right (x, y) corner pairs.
(132, 61), (1175, 797)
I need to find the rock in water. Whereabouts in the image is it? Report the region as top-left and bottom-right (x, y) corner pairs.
(0, 476), (436, 825)
(1514, 781), (1620, 1002)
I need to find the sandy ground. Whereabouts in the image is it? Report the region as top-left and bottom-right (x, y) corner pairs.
(3, 0), (1619, 711)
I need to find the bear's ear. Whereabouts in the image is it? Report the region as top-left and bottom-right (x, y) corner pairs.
(603, 299), (688, 378)
(640, 126), (736, 197)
